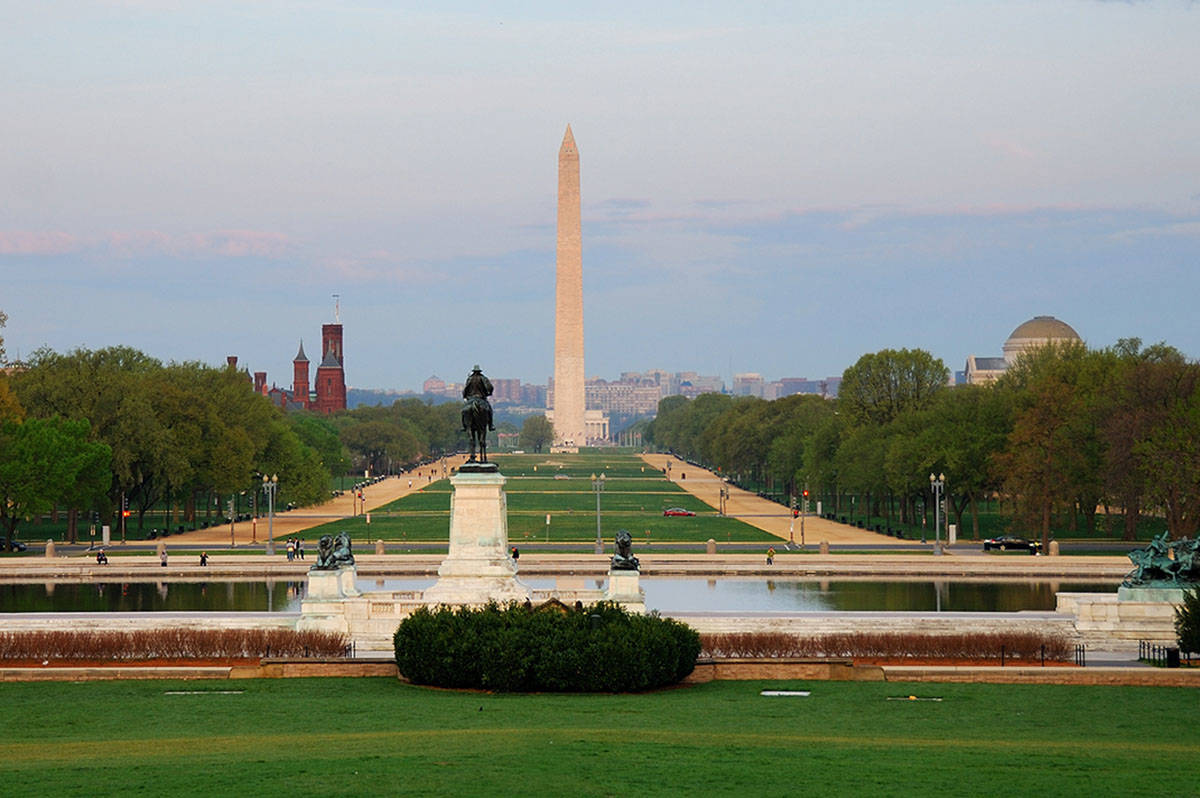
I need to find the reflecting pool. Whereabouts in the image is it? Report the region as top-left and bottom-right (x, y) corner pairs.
(0, 577), (1117, 614)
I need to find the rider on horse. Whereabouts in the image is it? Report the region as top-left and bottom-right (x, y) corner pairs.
(462, 365), (495, 432)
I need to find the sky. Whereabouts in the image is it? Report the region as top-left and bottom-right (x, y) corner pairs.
(3, 1), (1199, 391)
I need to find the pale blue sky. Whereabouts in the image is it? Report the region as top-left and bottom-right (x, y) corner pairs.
(3, 1), (1198, 389)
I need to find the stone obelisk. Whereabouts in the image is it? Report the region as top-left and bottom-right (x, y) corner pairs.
(552, 125), (586, 451)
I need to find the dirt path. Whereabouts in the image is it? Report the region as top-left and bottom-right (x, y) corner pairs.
(167, 455), (469, 545)
(639, 453), (896, 545)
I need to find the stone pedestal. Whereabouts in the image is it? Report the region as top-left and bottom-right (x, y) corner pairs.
(605, 568), (645, 612)
(307, 566), (361, 599)
(422, 470), (531, 605)
(1117, 586), (1185, 603)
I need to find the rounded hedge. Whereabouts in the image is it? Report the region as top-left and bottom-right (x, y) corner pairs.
(393, 601), (701, 692)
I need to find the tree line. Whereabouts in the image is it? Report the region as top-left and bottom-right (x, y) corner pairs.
(647, 341), (1200, 546)
(0, 343), (493, 549)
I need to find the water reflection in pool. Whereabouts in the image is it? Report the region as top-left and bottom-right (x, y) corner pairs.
(0, 578), (1117, 614)
(0, 580), (308, 613)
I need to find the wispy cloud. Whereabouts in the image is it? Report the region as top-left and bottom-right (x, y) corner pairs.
(0, 231), (80, 256)
(0, 229), (291, 259)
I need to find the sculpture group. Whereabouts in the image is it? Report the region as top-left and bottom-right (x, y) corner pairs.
(313, 531), (355, 571)
(1124, 533), (1200, 587)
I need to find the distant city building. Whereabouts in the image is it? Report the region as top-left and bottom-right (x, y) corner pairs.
(777, 377), (841, 398)
(965, 316), (1082, 385)
(733, 373), (765, 397)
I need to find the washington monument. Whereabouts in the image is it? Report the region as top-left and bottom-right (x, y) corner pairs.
(551, 125), (586, 450)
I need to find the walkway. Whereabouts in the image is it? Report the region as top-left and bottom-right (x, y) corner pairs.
(639, 453), (894, 545)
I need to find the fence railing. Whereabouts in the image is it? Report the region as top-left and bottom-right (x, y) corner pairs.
(1139, 640), (1190, 668)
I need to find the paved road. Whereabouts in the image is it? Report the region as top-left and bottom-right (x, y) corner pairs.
(158, 455), (470, 546)
(639, 453), (898, 545)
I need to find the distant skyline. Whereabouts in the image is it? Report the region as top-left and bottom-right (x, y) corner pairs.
(4, 2), (1199, 389)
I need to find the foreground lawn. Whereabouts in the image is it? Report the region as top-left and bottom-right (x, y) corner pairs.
(0, 678), (1194, 796)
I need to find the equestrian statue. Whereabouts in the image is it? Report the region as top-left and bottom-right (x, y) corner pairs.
(462, 365), (495, 464)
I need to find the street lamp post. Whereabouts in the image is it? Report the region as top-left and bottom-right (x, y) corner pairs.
(789, 496), (796, 545)
(801, 487), (808, 548)
(929, 473), (945, 555)
(591, 472), (606, 555)
(720, 479), (729, 516)
(262, 474), (278, 556)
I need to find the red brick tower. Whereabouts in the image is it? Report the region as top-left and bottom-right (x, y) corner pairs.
(314, 322), (346, 414)
(321, 323), (343, 368)
(292, 340), (310, 409)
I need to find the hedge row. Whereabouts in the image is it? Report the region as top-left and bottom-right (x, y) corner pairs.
(394, 601), (701, 692)
(0, 628), (349, 660)
(700, 631), (1072, 661)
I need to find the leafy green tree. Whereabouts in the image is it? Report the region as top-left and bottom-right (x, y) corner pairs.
(0, 374), (21, 423)
(1129, 360), (1200, 539)
(644, 395), (689, 451)
(1176, 587), (1200, 654)
(288, 413), (351, 478)
(839, 348), (949, 427)
(0, 417), (110, 550)
(519, 415), (554, 453)
(340, 419), (422, 475)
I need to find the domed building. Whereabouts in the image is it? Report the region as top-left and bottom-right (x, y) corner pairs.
(965, 316), (1081, 385)
(1001, 316), (1081, 365)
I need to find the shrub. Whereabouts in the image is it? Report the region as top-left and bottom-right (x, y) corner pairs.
(699, 630), (1071, 661)
(1175, 587), (1200, 654)
(393, 601), (700, 692)
(0, 628), (349, 661)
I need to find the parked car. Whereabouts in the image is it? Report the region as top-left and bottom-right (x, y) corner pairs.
(553, 473), (570, 480)
(983, 535), (1042, 554)
(3, 540), (28, 552)
(663, 507), (696, 517)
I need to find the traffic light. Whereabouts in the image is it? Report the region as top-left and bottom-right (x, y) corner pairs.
(802, 489), (809, 498)
(793, 509), (800, 518)
(121, 496), (130, 518)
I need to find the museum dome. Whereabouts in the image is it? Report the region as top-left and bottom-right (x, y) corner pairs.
(1002, 316), (1081, 365)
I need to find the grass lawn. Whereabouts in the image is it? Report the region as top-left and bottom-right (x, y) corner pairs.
(306, 453), (774, 545)
(0, 678), (1194, 796)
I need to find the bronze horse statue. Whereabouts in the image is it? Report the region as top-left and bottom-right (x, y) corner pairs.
(462, 396), (491, 463)
(461, 365), (495, 464)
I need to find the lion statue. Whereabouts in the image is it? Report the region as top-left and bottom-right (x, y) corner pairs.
(312, 531), (356, 571)
(610, 528), (640, 572)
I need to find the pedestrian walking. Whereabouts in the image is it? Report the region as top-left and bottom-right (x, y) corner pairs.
(766, 546), (775, 566)
(160, 550), (168, 568)
(296, 539), (304, 560)
(199, 551), (208, 567)
(286, 539), (295, 561)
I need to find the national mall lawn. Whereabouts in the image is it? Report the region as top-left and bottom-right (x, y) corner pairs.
(308, 452), (773, 545)
(1, 678), (1195, 796)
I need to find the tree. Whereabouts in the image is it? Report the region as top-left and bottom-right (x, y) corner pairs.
(1130, 360), (1200, 539)
(0, 417), (110, 550)
(839, 348), (948, 427)
(519, 415), (554, 453)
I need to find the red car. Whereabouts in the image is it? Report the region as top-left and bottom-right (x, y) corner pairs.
(663, 507), (696, 517)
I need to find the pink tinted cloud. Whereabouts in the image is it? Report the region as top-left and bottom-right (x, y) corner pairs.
(0, 231), (80, 255)
(105, 230), (290, 258)
(0, 229), (290, 258)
